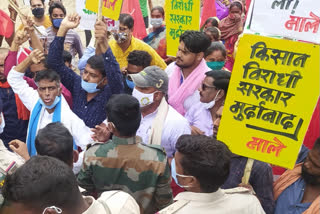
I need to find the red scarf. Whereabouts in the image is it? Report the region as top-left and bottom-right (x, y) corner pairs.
(0, 81), (29, 120)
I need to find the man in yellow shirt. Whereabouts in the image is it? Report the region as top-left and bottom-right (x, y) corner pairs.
(18, 0), (52, 30)
(109, 13), (167, 70)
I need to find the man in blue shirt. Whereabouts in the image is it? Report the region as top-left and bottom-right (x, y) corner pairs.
(274, 137), (320, 214)
(47, 14), (124, 128)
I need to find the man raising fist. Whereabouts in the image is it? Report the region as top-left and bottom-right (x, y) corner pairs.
(47, 13), (124, 128)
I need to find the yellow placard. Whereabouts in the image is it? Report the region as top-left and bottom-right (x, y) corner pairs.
(165, 0), (200, 57)
(217, 34), (320, 169)
(85, 0), (123, 20)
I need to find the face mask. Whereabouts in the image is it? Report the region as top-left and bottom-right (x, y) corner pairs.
(132, 88), (156, 107)
(32, 8), (45, 19)
(39, 96), (61, 109)
(202, 90), (221, 109)
(113, 32), (128, 43)
(52, 18), (63, 29)
(171, 158), (194, 188)
(126, 78), (135, 89)
(206, 61), (225, 70)
(150, 18), (163, 28)
(42, 206), (62, 214)
(81, 79), (101, 93)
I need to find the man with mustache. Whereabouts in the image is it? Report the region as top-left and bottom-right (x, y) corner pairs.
(165, 30), (211, 116)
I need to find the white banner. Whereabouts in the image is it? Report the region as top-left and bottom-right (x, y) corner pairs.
(249, 0), (320, 44)
(76, 0), (97, 30)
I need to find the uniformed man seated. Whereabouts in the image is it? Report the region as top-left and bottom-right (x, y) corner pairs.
(2, 155), (140, 214)
(77, 94), (173, 214)
(159, 135), (266, 214)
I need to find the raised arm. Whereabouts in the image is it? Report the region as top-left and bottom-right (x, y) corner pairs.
(78, 45), (95, 71)
(4, 30), (29, 77)
(7, 49), (44, 110)
(4, 0), (18, 46)
(95, 20), (124, 94)
(46, 13), (82, 93)
(22, 16), (44, 52)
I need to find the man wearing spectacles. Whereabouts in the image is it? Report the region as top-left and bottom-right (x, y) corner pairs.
(122, 50), (152, 94)
(185, 70), (230, 136)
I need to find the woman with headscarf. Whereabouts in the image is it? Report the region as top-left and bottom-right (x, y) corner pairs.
(219, 1), (244, 71)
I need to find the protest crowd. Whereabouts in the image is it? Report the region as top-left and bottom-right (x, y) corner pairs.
(0, 0), (319, 213)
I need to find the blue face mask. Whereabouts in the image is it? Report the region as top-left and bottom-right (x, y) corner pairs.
(52, 18), (63, 28)
(81, 79), (101, 93)
(39, 96), (61, 109)
(206, 61), (225, 70)
(171, 158), (193, 188)
(126, 78), (135, 89)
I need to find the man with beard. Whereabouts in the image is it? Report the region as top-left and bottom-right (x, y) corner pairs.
(165, 30), (211, 116)
(45, 2), (83, 59)
(274, 137), (320, 213)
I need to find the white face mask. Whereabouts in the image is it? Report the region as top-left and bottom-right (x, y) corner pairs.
(202, 90), (221, 109)
(132, 88), (157, 107)
(150, 18), (163, 28)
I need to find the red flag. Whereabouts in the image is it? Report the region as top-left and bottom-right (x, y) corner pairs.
(200, 0), (217, 28)
(246, 0), (252, 12)
(121, 0), (147, 39)
(303, 98), (320, 149)
(0, 10), (14, 38)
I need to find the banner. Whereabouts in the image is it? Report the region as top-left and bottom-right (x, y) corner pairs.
(165, 0), (200, 56)
(76, 0), (97, 30)
(217, 34), (320, 169)
(249, 0), (320, 44)
(85, 0), (123, 20)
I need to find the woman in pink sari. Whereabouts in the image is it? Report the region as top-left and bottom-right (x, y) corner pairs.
(219, 1), (244, 71)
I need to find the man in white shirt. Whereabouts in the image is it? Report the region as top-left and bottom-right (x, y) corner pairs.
(1, 155), (140, 214)
(7, 49), (92, 172)
(159, 135), (265, 214)
(130, 66), (191, 160)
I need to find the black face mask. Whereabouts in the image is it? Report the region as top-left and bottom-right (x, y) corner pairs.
(32, 8), (45, 18)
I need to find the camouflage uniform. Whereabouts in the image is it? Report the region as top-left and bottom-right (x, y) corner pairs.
(77, 136), (173, 214)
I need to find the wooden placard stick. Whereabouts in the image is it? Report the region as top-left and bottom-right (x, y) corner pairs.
(8, 0), (43, 36)
(95, 0), (104, 50)
(241, 158), (254, 185)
